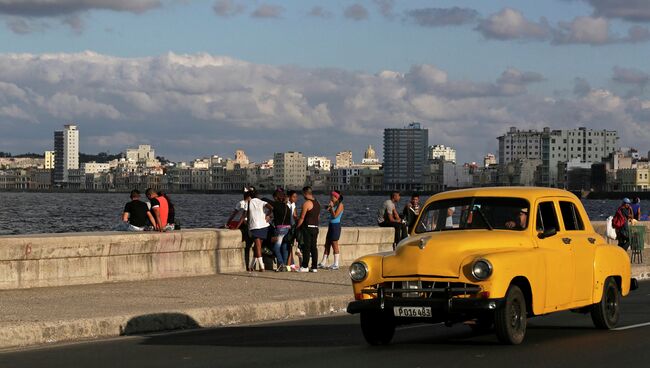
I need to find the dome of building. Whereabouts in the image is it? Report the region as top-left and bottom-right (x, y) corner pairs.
(364, 145), (377, 160)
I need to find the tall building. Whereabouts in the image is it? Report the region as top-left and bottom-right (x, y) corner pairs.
(273, 151), (307, 189)
(540, 127), (618, 187)
(44, 151), (55, 170)
(53, 124), (79, 184)
(429, 144), (456, 163)
(307, 156), (331, 171)
(335, 151), (353, 168)
(383, 122), (429, 191)
(497, 127), (543, 164)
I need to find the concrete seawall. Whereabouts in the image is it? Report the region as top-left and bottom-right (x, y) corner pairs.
(0, 222), (647, 290)
(0, 227), (394, 290)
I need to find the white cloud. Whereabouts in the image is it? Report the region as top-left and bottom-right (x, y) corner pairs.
(0, 51), (648, 161)
(476, 8), (551, 41)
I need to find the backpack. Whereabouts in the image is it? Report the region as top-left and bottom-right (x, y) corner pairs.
(377, 207), (386, 224)
(612, 209), (626, 230)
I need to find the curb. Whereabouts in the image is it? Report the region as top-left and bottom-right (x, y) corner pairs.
(0, 294), (351, 350)
(632, 265), (650, 280)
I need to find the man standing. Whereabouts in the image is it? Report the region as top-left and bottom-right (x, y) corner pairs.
(614, 198), (634, 250)
(378, 191), (407, 249)
(402, 193), (420, 234)
(297, 186), (320, 272)
(146, 188), (168, 232)
(119, 189), (155, 231)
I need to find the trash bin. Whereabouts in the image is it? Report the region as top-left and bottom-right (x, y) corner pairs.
(630, 225), (645, 264)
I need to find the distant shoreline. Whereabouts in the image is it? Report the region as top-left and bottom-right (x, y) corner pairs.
(1, 188), (648, 199)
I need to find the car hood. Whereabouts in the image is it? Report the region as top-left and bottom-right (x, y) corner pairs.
(381, 230), (531, 278)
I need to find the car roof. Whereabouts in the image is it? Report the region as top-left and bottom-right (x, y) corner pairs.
(425, 187), (579, 204)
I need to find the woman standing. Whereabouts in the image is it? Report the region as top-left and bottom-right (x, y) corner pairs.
(246, 187), (273, 272)
(319, 191), (344, 270)
(270, 189), (292, 272)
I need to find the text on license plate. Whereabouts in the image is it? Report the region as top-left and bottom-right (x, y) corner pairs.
(393, 306), (432, 318)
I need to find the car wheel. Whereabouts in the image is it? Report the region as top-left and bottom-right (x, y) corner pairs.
(360, 311), (395, 345)
(591, 277), (620, 329)
(495, 285), (527, 345)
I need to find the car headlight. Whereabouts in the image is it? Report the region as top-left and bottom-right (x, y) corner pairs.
(349, 262), (368, 282)
(471, 259), (493, 281)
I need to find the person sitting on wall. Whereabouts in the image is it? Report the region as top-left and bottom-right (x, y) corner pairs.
(115, 189), (155, 231)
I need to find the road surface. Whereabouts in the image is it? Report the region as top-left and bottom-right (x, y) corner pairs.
(2, 282), (650, 368)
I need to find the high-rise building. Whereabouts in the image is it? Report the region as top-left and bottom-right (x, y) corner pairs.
(53, 124), (79, 184)
(429, 144), (456, 163)
(307, 156), (331, 171)
(383, 122), (429, 191)
(44, 151), (55, 170)
(335, 151), (353, 168)
(273, 151), (307, 189)
(540, 127), (618, 187)
(497, 127), (543, 165)
(234, 150), (250, 165)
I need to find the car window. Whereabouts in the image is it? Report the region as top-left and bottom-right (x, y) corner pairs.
(559, 201), (584, 231)
(536, 201), (560, 233)
(415, 197), (529, 233)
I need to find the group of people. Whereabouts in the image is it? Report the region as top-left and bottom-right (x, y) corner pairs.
(118, 189), (177, 232)
(225, 186), (345, 273)
(377, 191), (421, 249)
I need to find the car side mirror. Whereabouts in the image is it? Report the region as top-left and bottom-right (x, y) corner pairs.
(538, 227), (557, 239)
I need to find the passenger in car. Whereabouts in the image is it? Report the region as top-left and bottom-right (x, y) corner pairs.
(505, 208), (528, 230)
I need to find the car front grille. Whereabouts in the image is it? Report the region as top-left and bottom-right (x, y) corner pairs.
(362, 281), (481, 299)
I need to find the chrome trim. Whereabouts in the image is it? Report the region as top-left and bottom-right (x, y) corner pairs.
(470, 258), (493, 281)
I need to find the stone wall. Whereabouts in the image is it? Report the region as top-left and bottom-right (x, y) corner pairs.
(0, 227), (395, 290)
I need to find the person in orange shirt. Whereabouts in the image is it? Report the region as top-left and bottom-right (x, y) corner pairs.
(146, 188), (168, 232)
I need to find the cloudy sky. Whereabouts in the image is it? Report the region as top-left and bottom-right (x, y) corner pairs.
(0, 0), (650, 163)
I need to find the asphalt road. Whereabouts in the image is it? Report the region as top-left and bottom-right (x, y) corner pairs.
(2, 283), (650, 368)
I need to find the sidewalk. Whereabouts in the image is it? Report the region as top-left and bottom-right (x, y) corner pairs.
(0, 270), (353, 350)
(1, 259), (649, 350)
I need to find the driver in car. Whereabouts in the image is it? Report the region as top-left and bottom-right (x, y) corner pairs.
(505, 208), (528, 229)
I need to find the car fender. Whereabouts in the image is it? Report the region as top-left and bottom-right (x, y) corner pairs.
(351, 254), (384, 299)
(592, 244), (631, 301)
(462, 249), (546, 315)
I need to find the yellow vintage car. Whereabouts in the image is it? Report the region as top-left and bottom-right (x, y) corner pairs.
(347, 187), (637, 345)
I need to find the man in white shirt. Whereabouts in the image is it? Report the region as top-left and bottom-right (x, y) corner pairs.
(378, 191), (408, 249)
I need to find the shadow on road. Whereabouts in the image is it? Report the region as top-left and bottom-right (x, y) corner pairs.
(136, 320), (601, 349)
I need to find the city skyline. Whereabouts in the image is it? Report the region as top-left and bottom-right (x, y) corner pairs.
(1, 1), (650, 164)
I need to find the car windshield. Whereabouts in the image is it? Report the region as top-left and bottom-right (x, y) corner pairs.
(414, 197), (530, 233)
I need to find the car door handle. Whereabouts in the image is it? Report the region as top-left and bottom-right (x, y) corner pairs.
(562, 238), (572, 245)
(588, 238), (596, 244)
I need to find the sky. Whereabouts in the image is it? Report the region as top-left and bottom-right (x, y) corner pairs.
(0, 0), (650, 164)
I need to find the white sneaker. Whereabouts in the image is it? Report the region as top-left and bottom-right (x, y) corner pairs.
(317, 263), (327, 269)
(329, 265), (339, 270)
(310, 268), (318, 273)
(299, 267), (309, 273)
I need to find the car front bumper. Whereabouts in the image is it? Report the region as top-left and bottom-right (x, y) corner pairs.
(347, 297), (505, 319)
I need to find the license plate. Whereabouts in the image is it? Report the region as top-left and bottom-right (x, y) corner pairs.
(393, 306), (432, 318)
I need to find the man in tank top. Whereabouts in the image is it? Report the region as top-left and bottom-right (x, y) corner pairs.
(297, 186), (320, 272)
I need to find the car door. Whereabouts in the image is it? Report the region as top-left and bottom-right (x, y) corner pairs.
(558, 200), (596, 304)
(534, 199), (575, 312)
